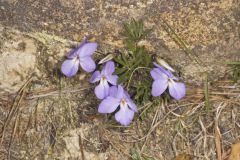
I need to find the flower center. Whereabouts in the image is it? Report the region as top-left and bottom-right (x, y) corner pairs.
(100, 76), (107, 84)
(101, 76), (106, 81)
(120, 98), (126, 106)
(168, 78), (174, 84)
(74, 56), (80, 62)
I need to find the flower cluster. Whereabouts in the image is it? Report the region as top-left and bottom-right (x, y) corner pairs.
(89, 61), (138, 126)
(61, 38), (186, 126)
(61, 38), (137, 126)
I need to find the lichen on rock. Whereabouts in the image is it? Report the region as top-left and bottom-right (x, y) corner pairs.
(0, 27), (37, 93)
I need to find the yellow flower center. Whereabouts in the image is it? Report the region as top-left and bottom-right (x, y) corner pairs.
(101, 76), (106, 80)
(120, 98), (126, 106)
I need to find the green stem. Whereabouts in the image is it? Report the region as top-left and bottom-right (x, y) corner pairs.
(204, 73), (210, 113)
(126, 67), (151, 90)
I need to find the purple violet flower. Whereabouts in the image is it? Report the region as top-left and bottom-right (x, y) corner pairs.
(151, 62), (186, 100)
(90, 61), (118, 99)
(98, 85), (137, 126)
(61, 37), (98, 77)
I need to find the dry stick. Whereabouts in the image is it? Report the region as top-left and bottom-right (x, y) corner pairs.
(139, 102), (153, 117)
(20, 101), (38, 141)
(155, 17), (202, 66)
(34, 100), (39, 131)
(30, 132), (45, 159)
(103, 129), (132, 158)
(19, 110), (32, 141)
(192, 91), (240, 96)
(26, 86), (92, 99)
(214, 103), (225, 160)
(0, 149), (19, 159)
(7, 112), (20, 160)
(186, 89), (240, 96)
(108, 140), (132, 159)
(119, 104), (184, 144)
(205, 92), (240, 96)
(1, 98), (19, 144)
(0, 76), (33, 144)
(46, 102), (58, 157)
(79, 134), (85, 160)
(215, 119), (222, 160)
(199, 117), (208, 159)
(140, 102), (162, 154)
(48, 123), (56, 156)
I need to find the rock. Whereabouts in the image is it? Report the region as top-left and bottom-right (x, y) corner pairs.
(61, 126), (107, 160)
(0, 27), (37, 93)
(0, 0), (239, 82)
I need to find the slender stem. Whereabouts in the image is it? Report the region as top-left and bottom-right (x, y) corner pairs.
(204, 73), (210, 112)
(126, 67), (151, 90)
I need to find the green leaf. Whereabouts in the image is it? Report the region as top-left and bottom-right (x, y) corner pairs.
(118, 71), (131, 84)
(122, 18), (151, 43)
(114, 56), (126, 66)
(115, 67), (127, 75)
(121, 53), (130, 66)
(130, 57), (142, 69)
(135, 46), (145, 58)
(126, 40), (136, 53)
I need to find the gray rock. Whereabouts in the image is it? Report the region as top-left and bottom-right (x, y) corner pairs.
(0, 0), (239, 82)
(0, 27), (37, 93)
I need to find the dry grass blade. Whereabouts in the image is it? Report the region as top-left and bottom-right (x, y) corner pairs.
(159, 18), (202, 65)
(7, 113), (20, 160)
(175, 153), (192, 160)
(199, 117), (208, 158)
(140, 103), (161, 154)
(214, 103), (224, 160)
(26, 85), (92, 99)
(215, 125), (222, 160)
(0, 75), (33, 144)
(79, 134), (85, 160)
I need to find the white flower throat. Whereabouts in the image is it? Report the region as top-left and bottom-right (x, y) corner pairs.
(120, 98), (127, 108)
(168, 78), (175, 85)
(100, 76), (108, 85)
(74, 56), (80, 62)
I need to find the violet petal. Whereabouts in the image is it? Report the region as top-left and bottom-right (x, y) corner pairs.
(61, 59), (79, 77)
(94, 80), (110, 99)
(98, 97), (120, 113)
(79, 56), (96, 72)
(67, 38), (87, 58)
(168, 81), (186, 100)
(79, 42), (98, 58)
(126, 98), (138, 112)
(102, 61), (115, 75)
(109, 86), (118, 97)
(153, 62), (179, 80)
(150, 68), (168, 80)
(106, 75), (118, 85)
(89, 71), (101, 83)
(116, 85), (124, 99)
(151, 78), (168, 97)
(115, 105), (134, 126)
